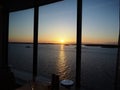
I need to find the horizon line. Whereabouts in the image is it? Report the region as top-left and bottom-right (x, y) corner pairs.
(8, 42), (118, 46)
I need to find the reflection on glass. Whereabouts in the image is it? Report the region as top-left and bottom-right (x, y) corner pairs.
(57, 45), (68, 80)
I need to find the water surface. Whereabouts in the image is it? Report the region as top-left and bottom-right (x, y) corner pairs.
(8, 44), (118, 90)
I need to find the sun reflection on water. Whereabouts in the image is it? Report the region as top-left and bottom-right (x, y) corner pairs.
(57, 45), (68, 80)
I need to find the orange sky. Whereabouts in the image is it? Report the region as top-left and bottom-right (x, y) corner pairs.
(9, 0), (119, 45)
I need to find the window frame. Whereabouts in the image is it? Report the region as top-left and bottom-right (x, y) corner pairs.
(5, 0), (120, 89)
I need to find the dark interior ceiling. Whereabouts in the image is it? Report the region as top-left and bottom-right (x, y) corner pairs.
(0, 0), (63, 12)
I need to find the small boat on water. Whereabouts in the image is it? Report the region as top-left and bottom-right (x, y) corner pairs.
(25, 46), (31, 48)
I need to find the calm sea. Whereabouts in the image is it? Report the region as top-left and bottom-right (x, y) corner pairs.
(8, 43), (118, 90)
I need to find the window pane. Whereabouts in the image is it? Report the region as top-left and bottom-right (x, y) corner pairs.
(81, 0), (119, 89)
(37, 0), (77, 83)
(8, 8), (34, 85)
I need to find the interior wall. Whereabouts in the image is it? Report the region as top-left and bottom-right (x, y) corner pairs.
(0, 7), (3, 67)
(0, 3), (9, 68)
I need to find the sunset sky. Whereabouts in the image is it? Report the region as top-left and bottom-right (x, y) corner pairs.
(9, 0), (119, 44)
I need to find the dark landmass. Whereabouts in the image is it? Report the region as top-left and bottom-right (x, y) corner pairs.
(9, 42), (32, 44)
(9, 42), (75, 45)
(9, 42), (118, 48)
(84, 44), (118, 48)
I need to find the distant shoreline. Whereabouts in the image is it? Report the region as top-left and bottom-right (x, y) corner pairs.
(84, 44), (118, 48)
(8, 42), (118, 48)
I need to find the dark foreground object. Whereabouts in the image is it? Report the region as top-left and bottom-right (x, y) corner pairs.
(0, 67), (16, 90)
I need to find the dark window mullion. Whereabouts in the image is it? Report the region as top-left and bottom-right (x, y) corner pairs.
(33, 1), (39, 82)
(76, 0), (82, 89)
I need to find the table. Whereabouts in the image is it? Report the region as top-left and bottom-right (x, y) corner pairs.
(16, 82), (75, 90)
(16, 82), (50, 90)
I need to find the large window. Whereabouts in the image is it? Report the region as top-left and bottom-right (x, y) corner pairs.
(81, 0), (119, 89)
(8, 8), (34, 84)
(37, 0), (77, 81)
(7, 0), (119, 89)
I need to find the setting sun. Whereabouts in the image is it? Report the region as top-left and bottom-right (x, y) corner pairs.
(60, 39), (64, 44)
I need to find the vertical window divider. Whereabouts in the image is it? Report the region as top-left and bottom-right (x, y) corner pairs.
(76, 0), (82, 89)
(33, 0), (39, 82)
